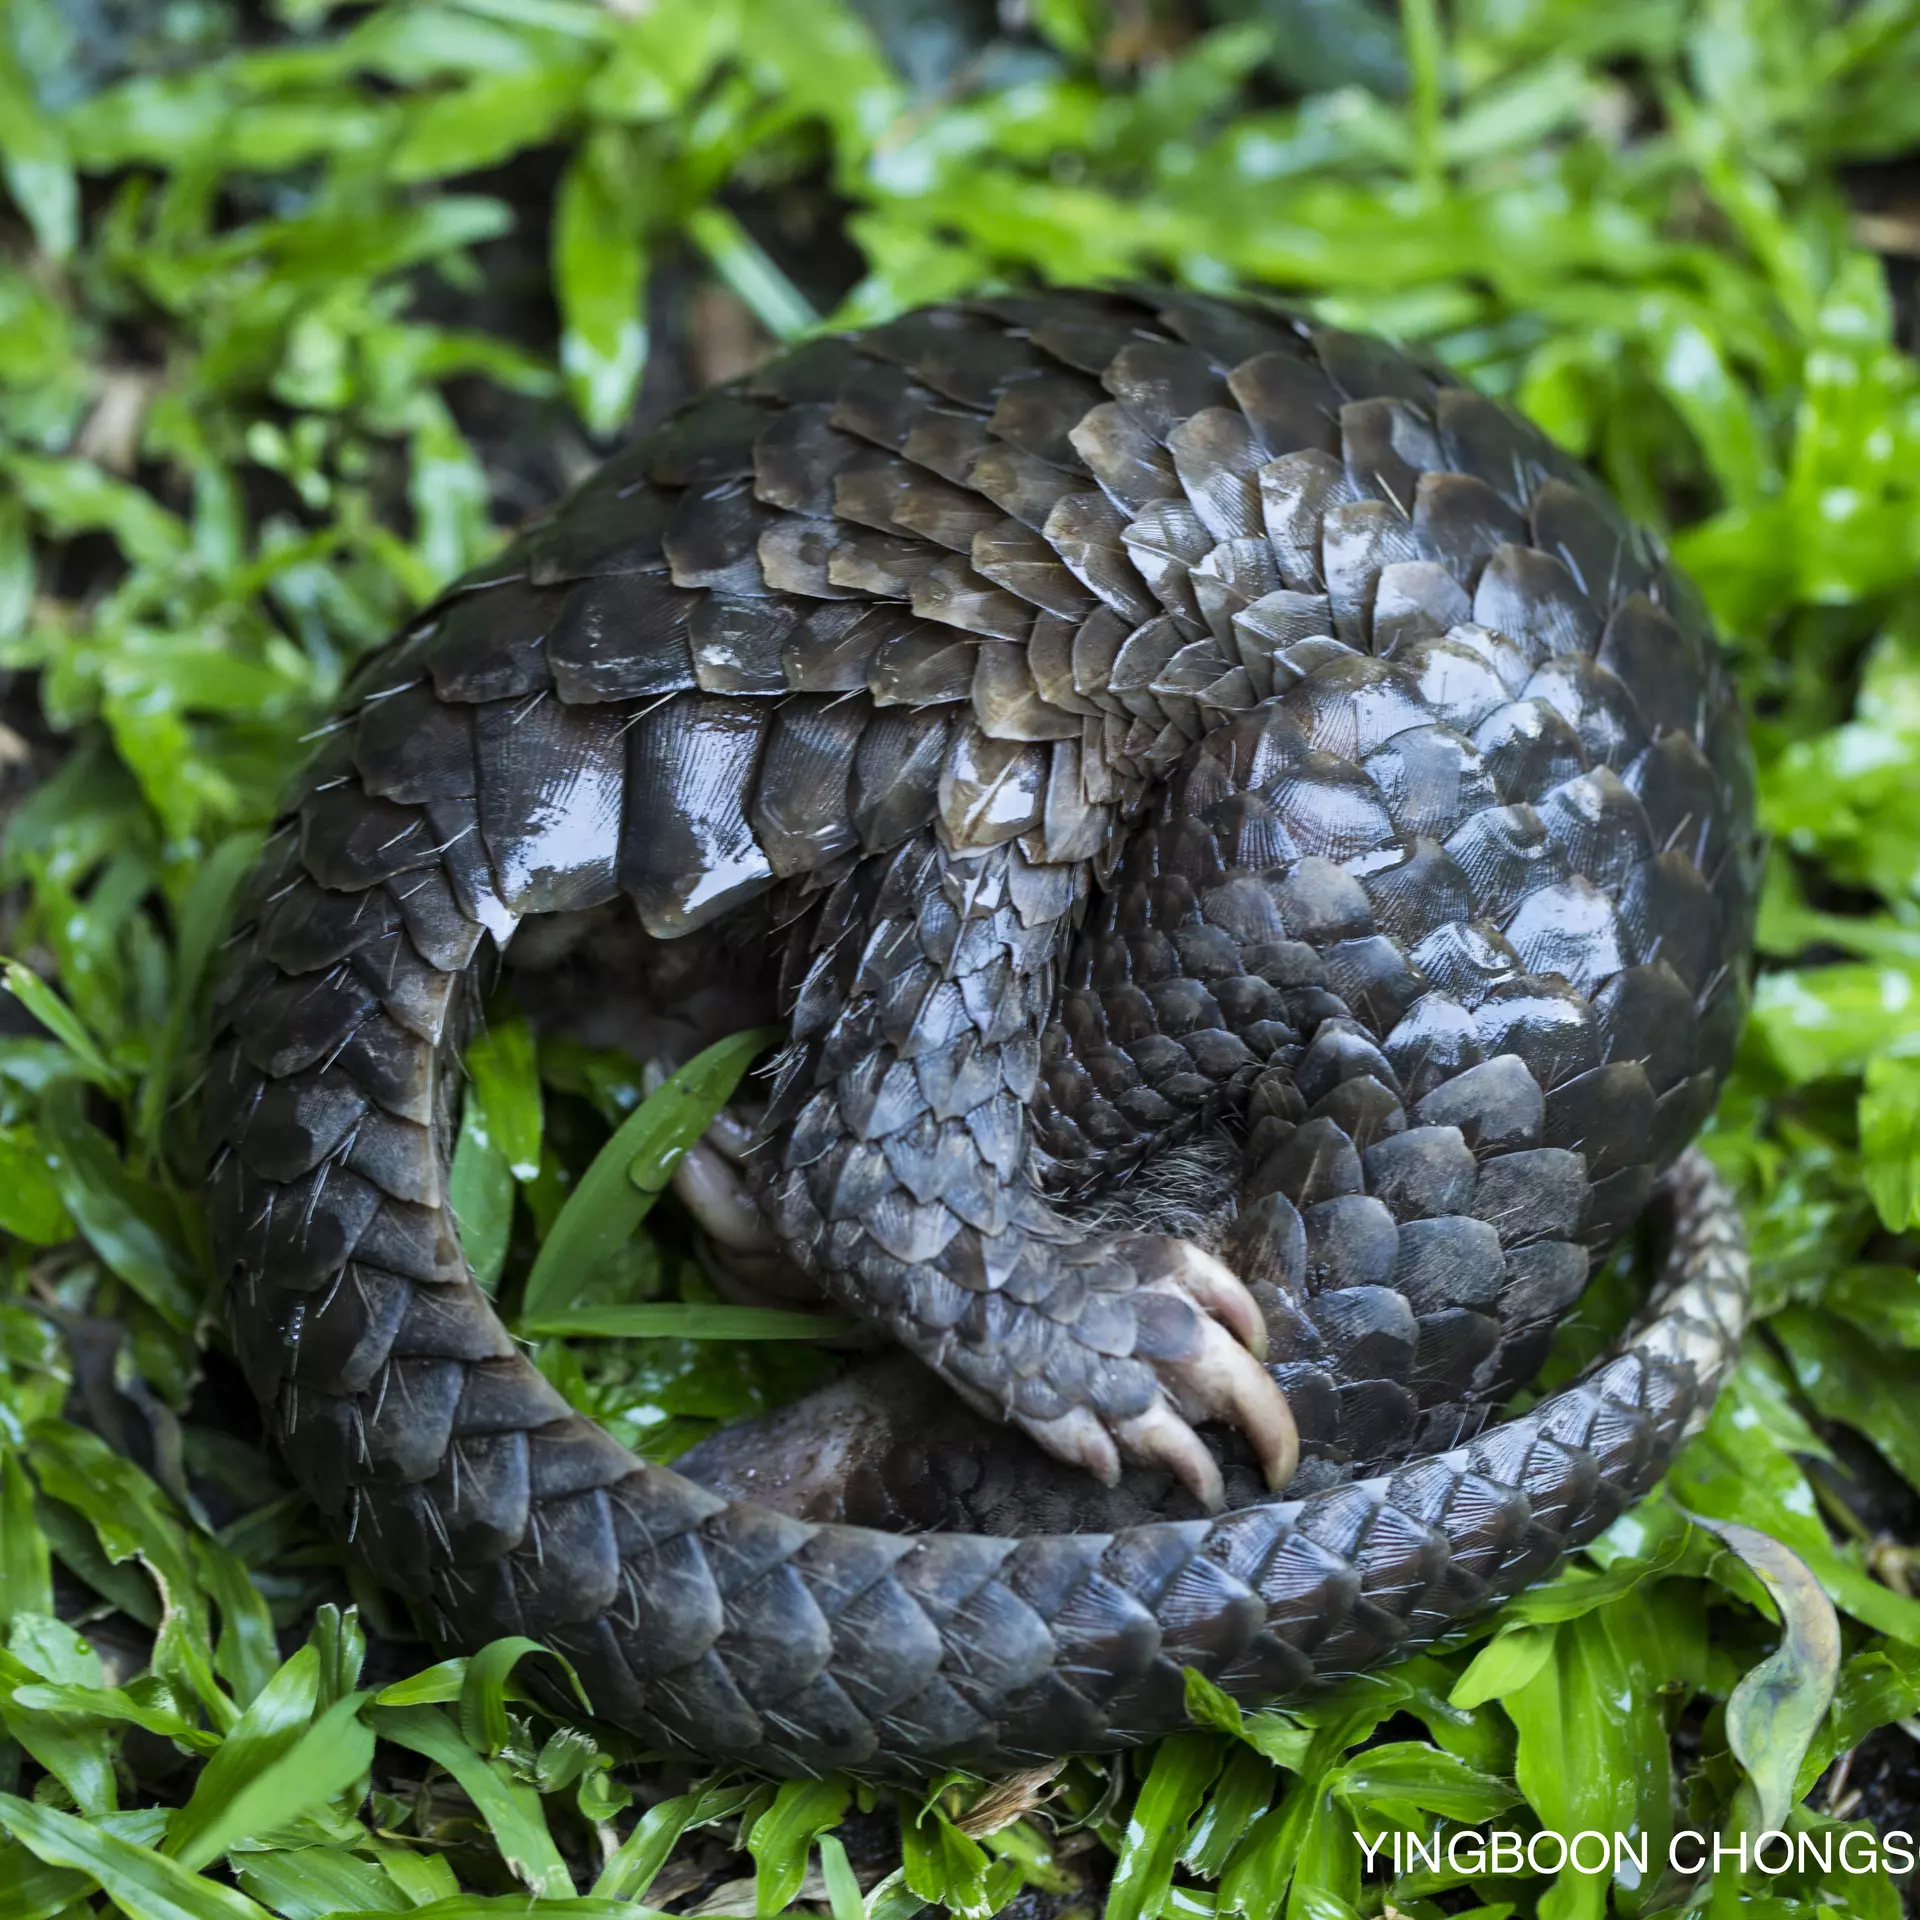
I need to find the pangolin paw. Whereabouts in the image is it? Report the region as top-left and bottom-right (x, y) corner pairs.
(1017, 1239), (1298, 1514)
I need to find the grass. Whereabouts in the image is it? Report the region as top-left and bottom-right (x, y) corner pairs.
(4, 0), (1920, 1914)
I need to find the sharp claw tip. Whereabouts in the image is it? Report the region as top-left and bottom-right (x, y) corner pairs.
(1262, 1426), (1300, 1495)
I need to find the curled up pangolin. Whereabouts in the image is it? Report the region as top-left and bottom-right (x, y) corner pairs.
(206, 286), (1760, 1776)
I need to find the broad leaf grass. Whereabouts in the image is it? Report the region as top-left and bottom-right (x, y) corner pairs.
(3, 1), (1920, 1914)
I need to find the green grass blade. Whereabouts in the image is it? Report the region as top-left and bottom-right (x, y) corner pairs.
(899, 1800), (996, 1920)
(591, 1794), (696, 1903)
(39, 1085), (200, 1329)
(373, 1657), (467, 1707)
(372, 1705), (571, 1899)
(0, 1791), (273, 1920)
(0, 1123), (73, 1244)
(1446, 1623), (1557, 1710)
(0, 1648), (120, 1816)
(0, 1448), (53, 1627)
(163, 1647), (321, 1867)
(555, 127), (649, 434)
(518, 1303), (851, 1340)
(325, 1900), (671, 1920)
(818, 1833), (865, 1920)
(192, 1535), (281, 1710)
(230, 1847), (412, 1919)
(170, 1694), (375, 1873)
(136, 830), (262, 1166)
(458, 1635), (588, 1756)
(519, 1026), (779, 1322)
(0, 960), (122, 1092)
(0, 1839), (91, 1920)
(469, 1014), (543, 1181)
(449, 1091), (515, 1290)
(686, 204), (821, 340)
(749, 1775), (850, 1913)
(1104, 1735), (1221, 1920)
(591, 1781), (757, 1903)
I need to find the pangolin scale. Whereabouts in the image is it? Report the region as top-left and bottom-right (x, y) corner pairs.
(207, 286), (1759, 1775)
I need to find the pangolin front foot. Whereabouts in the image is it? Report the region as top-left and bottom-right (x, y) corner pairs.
(1015, 1239), (1297, 1513)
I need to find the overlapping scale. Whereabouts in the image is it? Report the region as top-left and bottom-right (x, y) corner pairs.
(211, 287), (1759, 1779)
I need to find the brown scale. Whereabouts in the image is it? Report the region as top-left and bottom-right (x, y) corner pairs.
(207, 287), (1761, 1777)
